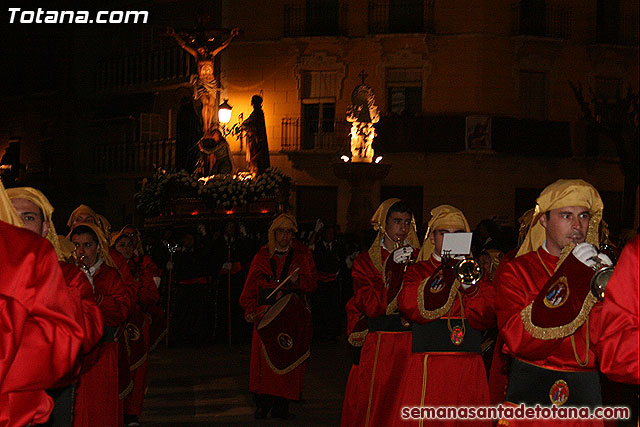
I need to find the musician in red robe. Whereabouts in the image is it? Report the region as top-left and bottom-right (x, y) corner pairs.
(397, 205), (495, 427)
(0, 181), (85, 427)
(341, 198), (420, 427)
(239, 213), (318, 420)
(70, 223), (131, 427)
(111, 226), (161, 427)
(66, 206), (143, 423)
(495, 179), (612, 426)
(595, 235), (639, 385)
(7, 187), (105, 425)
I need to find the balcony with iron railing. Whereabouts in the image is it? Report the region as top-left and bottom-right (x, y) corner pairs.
(96, 46), (195, 91)
(368, 0), (435, 34)
(592, 13), (639, 46)
(94, 139), (176, 175)
(283, 2), (347, 37)
(281, 118), (349, 152)
(511, 2), (571, 39)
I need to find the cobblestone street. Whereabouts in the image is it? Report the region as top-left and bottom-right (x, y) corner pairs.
(141, 339), (351, 426)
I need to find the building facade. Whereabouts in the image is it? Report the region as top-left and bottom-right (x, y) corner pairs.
(1, 0), (637, 235)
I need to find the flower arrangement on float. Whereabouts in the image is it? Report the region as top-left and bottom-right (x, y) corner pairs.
(135, 168), (290, 216)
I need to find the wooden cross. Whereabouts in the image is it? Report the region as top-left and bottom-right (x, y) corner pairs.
(358, 69), (368, 84)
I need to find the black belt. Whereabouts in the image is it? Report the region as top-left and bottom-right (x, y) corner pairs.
(411, 319), (482, 353)
(258, 287), (299, 305)
(368, 314), (411, 332)
(506, 359), (602, 407)
(101, 325), (120, 342)
(351, 346), (362, 366)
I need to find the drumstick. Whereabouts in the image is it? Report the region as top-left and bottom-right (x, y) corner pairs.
(246, 267), (302, 322)
(265, 267), (300, 301)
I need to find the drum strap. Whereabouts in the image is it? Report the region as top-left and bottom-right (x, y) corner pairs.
(270, 249), (295, 283)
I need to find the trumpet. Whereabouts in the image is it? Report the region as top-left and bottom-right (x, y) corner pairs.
(72, 252), (94, 287)
(442, 251), (483, 286)
(589, 244), (617, 302)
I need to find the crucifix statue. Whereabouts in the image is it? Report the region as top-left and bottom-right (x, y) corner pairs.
(167, 25), (239, 138)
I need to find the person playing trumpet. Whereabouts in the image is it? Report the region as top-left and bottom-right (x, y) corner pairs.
(494, 179), (614, 426)
(396, 205), (496, 426)
(341, 199), (420, 427)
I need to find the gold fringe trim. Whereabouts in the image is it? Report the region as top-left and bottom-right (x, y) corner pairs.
(521, 292), (599, 339)
(365, 333), (382, 427)
(129, 352), (148, 371)
(417, 277), (461, 320)
(383, 253), (401, 315)
(556, 243), (577, 271)
(348, 329), (368, 347)
(119, 379), (134, 400)
(385, 296), (399, 315)
(149, 328), (168, 353)
(368, 237), (384, 275)
(260, 341), (310, 376)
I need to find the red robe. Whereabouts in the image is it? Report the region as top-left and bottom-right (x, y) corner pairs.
(136, 255), (167, 350)
(595, 236), (639, 385)
(59, 262), (105, 356)
(495, 247), (605, 427)
(340, 297), (367, 427)
(489, 250), (517, 404)
(343, 247), (414, 427)
(73, 263), (130, 427)
(51, 262), (105, 390)
(124, 254), (161, 416)
(397, 256), (495, 427)
(238, 241), (317, 400)
(0, 221), (85, 427)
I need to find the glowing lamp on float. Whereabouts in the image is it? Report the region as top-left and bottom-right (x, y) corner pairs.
(218, 99), (233, 124)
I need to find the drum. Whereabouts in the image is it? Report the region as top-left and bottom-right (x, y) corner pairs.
(257, 293), (312, 375)
(125, 310), (148, 371)
(116, 327), (133, 399)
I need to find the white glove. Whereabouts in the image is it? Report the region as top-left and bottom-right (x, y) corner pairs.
(572, 243), (612, 269)
(393, 246), (413, 264)
(314, 219), (324, 232)
(222, 262), (232, 270)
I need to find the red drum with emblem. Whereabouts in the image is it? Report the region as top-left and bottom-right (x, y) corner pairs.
(257, 293), (312, 374)
(116, 327), (133, 399)
(125, 310), (147, 370)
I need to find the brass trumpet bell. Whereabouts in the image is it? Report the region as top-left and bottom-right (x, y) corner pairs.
(590, 266), (613, 302)
(456, 258), (483, 286)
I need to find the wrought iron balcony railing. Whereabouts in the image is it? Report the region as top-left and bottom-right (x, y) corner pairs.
(283, 2), (347, 37)
(94, 139), (175, 174)
(368, 0), (435, 34)
(593, 13), (639, 46)
(511, 2), (571, 39)
(96, 46), (195, 91)
(281, 117), (349, 152)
